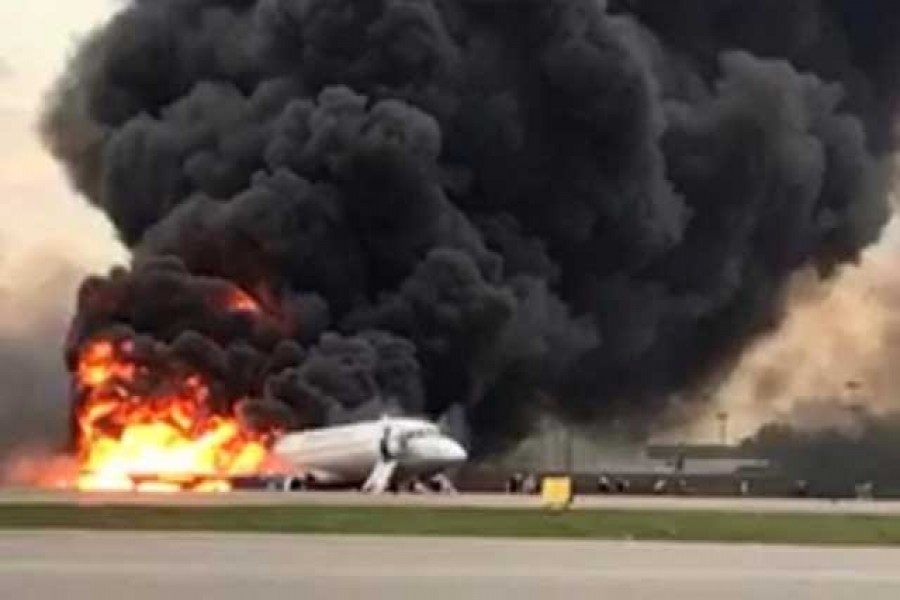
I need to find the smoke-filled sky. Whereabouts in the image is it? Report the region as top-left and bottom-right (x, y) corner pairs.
(679, 216), (900, 443)
(0, 2), (123, 260)
(0, 2), (124, 455)
(4, 0), (900, 457)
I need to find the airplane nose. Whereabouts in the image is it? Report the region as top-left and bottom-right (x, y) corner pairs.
(441, 438), (468, 463)
(406, 436), (468, 466)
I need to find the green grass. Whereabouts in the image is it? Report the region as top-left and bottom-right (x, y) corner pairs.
(2, 504), (900, 546)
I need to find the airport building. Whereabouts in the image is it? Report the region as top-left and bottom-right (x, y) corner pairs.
(464, 416), (777, 496)
(495, 416), (766, 475)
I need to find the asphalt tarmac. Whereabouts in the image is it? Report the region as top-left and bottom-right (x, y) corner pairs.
(1, 531), (899, 599)
(2, 488), (900, 514)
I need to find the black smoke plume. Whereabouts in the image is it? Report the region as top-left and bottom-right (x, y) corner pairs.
(42, 0), (900, 455)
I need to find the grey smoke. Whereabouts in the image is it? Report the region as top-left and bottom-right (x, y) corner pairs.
(0, 247), (84, 458)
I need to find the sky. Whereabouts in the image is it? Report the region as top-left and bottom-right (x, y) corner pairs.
(0, 2), (126, 333)
(0, 2), (125, 259)
(0, 2), (127, 454)
(1, 2), (900, 448)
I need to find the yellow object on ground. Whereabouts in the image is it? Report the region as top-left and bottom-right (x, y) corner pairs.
(541, 476), (573, 510)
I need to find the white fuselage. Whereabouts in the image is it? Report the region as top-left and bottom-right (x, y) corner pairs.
(271, 417), (468, 488)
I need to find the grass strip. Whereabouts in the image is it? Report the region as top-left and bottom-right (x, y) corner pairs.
(2, 504), (900, 546)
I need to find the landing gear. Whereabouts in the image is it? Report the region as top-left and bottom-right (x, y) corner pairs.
(400, 474), (458, 494)
(428, 473), (458, 494)
(281, 476), (305, 491)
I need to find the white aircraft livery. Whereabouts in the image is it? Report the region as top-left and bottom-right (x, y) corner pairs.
(271, 416), (468, 493)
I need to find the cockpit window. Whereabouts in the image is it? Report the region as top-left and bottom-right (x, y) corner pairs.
(403, 427), (438, 440)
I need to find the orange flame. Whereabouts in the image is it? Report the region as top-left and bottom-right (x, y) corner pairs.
(225, 288), (261, 314)
(73, 338), (270, 492)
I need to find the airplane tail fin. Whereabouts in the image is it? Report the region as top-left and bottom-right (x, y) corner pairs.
(437, 404), (470, 448)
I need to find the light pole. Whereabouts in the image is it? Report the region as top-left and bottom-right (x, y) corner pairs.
(845, 380), (862, 405)
(563, 423), (574, 474)
(716, 411), (729, 446)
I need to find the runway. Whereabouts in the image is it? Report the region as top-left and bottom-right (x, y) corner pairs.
(3, 488), (900, 515)
(2, 531), (900, 599)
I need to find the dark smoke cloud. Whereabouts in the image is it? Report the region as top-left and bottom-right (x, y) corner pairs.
(43, 0), (899, 455)
(742, 402), (900, 493)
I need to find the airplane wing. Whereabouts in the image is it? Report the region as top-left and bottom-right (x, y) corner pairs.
(268, 465), (346, 489)
(298, 468), (345, 485)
